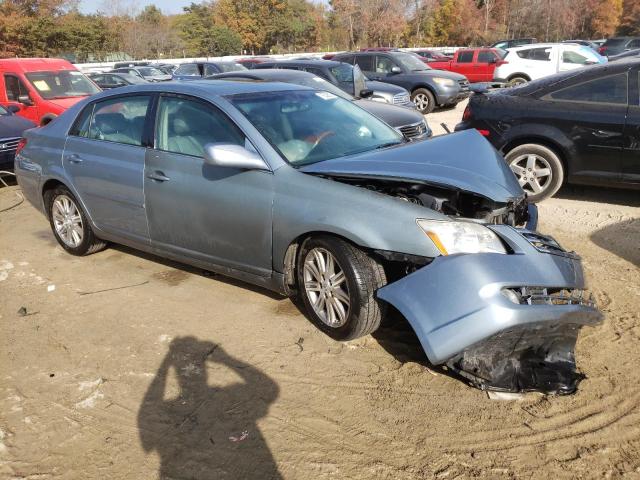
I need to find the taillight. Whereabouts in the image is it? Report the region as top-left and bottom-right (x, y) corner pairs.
(476, 129), (490, 136)
(462, 105), (472, 121)
(495, 60), (508, 66)
(15, 138), (27, 156)
(598, 46), (606, 55)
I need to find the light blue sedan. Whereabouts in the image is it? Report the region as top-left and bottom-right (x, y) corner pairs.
(14, 81), (601, 393)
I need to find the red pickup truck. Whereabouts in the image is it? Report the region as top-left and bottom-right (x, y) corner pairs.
(427, 48), (506, 83)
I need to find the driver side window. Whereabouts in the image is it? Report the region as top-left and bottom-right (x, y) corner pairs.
(155, 95), (245, 157)
(375, 56), (396, 74)
(4, 74), (29, 101)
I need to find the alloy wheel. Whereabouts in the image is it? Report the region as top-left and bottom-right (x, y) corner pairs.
(413, 93), (430, 111)
(52, 195), (84, 248)
(303, 247), (350, 328)
(509, 154), (553, 196)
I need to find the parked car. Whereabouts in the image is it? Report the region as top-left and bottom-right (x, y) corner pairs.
(88, 72), (148, 89)
(111, 66), (171, 82)
(598, 37), (640, 57)
(0, 104), (35, 170)
(0, 58), (100, 126)
(562, 40), (599, 50)
(149, 63), (177, 75)
(426, 48), (507, 82)
(254, 59), (415, 108)
(491, 38), (536, 49)
(113, 61), (149, 69)
(609, 48), (640, 61)
(172, 62), (247, 80)
(456, 59), (640, 201)
(493, 43), (607, 86)
(14, 80), (601, 394)
(236, 57), (272, 69)
(333, 51), (470, 113)
(210, 69), (431, 140)
(411, 49), (453, 62)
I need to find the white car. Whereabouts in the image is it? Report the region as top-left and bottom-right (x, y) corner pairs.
(493, 43), (607, 86)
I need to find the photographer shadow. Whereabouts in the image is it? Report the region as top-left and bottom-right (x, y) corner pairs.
(138, 336), (281, 479)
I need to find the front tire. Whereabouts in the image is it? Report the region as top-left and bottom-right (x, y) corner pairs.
(505, 144), (564, 202)
(507, 76), (528, 87)
(45, 185), (107, 255)
(411, 88), (435, 114)
(297, 236), (387, 341)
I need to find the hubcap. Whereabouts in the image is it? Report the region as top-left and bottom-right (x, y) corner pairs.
(413, 93), (430, 111)
(52, 195), (83, 248)
(510, 154), (553, 196)
(303, 248), (350, 328)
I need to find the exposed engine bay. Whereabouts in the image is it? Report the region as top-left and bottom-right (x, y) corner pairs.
(322, 175), (530, 227)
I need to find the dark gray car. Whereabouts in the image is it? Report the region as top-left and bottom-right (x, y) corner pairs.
(209, 69), (430, 140)
(333, 51), (470, 113)
(14, 81), (601, 394)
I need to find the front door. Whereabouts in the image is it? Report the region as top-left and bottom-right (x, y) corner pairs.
(2, 74), (39, 123)
(62, 94), (151, 243)
(144, 94), (274, 276)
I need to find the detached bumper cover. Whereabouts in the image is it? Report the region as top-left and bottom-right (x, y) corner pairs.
(377, 225), (602, 394)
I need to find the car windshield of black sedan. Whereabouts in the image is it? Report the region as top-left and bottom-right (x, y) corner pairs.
(394, 53), (429, 71)
(229, 90), (403, 166)
(25, 70), (100, 99)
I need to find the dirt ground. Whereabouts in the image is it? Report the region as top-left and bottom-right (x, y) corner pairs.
(1, 104), (639, 479)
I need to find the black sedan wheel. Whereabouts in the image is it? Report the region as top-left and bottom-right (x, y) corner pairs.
(505, 144), (564, 202)
(297, 236), (387, 341)
(45, 185), (107, 256)
(411, 88), (435, 114)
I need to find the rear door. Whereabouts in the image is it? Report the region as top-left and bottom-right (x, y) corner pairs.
(144, 93), (274, 275)
(542, 71), (628, 182)
(451, 51), (476, 80)
(62, 94), (151, 243)
(621, 67), (640, 184)
(476, 50), (498, 82)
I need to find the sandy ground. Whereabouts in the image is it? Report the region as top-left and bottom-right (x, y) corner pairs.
(1, 104), (639, 479)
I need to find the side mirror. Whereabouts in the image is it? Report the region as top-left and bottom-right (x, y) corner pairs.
(18, 95), (33, 106)
(203, 143), (269, 170)
(359, 89), (374, 98)
(7, 104), (20, 113)
(390, 66), (402, 74)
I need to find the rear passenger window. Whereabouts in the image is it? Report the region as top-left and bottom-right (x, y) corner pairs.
(69, 104), (94, 137)
(457, 51), (474, 63)
(354, 55), (374, 72)
(155, 96), (245, 157)
(88, 95), (150, 146)
(517, 48), (551, 61)
(477, 51), (495, 63)
(4, 75), (30, 101)
(547, 73), (628, 105)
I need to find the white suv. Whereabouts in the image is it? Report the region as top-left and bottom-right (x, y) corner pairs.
(493, 43), (606, 86)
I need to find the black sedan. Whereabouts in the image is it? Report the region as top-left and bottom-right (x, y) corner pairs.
(210, 69), (431, 141)
(456, 59), (640, 201)
(88, 72), (148, 89)
(0, 104), (35, 170)
(333, 51), (470, 113)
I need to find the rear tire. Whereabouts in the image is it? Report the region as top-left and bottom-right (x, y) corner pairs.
(505, 144), (564, 202)
(45, 185), (107, 256)
(411, 88), (435, 114)
(297, 236), (387, 341)
(507, 76), (528, 87)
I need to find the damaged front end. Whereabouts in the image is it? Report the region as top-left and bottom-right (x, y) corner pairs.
(377, 226), (603, 395)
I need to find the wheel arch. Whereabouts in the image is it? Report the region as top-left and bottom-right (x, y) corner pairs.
(40, 176), (98, 227)
(500, 135), (569, 177)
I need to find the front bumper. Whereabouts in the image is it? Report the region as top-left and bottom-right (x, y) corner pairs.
(377, 225), (602, 394)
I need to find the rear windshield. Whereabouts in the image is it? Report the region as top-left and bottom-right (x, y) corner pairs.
(25, 70), (100, 99)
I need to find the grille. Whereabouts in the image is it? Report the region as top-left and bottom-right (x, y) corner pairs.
(502, 287), (596, 307)
(0, 137), (21, 153)
(398, 121), (427, 139)
(392, 92), (411, 106)
(458, 79), (470, 93)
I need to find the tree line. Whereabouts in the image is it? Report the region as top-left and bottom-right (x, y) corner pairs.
(0, 0), (638, 62)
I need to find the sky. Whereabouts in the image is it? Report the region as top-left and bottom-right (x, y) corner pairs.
(79, 0), (195, 15)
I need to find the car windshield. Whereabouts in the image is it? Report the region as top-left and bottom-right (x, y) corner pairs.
(0, 105), (8, 115)
(393, 53), (429, 71)
(277, 74), (353, 100)
(25, 70), (100, 99)
(138, 67), (164, 76)
(219, 63), (247, 73)
(229, 90), (403, 166)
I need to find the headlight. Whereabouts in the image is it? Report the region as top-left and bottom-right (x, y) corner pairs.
(417, 219), (506, 255)
(432, 77), (456, 87)
(370, 95), (390, 103)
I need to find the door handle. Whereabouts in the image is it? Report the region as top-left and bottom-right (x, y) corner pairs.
(65, 153), (83, 164)
(147, 171), (170, 182)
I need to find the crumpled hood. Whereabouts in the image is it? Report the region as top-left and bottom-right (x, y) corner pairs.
(300, 130), (524, 203)
(0, 115), (36, 138)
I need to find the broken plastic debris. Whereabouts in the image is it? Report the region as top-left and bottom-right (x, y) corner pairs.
(47, 284), (55, 292)
(229, 430), (249, 442)
(17, 306), (27, 316)
(487, 391), (525, 401)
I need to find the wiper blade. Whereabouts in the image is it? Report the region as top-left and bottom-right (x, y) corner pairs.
(376, 141), (404, 149)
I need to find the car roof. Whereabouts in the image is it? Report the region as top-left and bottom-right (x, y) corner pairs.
(0, 57), (75, 72)
(259, 59), (342, 68)
(214, 69), (316, 81)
